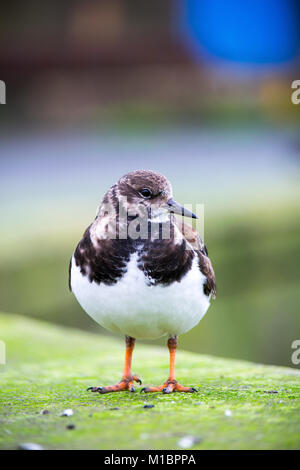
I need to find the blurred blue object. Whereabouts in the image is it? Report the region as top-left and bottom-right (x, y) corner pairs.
(178, 0), (300, 64)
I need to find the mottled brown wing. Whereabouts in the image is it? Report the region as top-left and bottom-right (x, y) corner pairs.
(196, 248), (216, 298)
(174, 219), (216, 298)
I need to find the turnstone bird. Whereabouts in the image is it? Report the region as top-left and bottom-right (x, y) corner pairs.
(69, 170), (216, 394)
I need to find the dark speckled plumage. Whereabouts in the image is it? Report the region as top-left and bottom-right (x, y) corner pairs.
(69, 169), (216, 298)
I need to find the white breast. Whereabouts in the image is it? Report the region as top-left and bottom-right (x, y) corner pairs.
(71, 253), (211, 340)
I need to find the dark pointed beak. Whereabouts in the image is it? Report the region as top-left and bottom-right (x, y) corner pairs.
(167, 198), (198, 219)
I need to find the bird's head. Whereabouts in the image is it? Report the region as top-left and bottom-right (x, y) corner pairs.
(115, 169), (197, 221)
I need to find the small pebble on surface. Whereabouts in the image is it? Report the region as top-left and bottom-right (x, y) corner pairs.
(18, 443), (44, 450)
(60, 409), (74, 417)
(66, 424), (75, 430)
(178, 436), (202, 449)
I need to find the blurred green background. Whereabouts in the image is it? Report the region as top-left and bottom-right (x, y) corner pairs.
(1, 0), (300, 368)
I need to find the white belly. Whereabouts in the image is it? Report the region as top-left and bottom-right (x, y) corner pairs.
(71, 254), (210, 340)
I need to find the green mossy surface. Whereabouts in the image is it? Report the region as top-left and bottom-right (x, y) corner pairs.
(0, 312), (300, 450)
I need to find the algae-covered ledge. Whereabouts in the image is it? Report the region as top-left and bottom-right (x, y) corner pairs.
(0, 313), (299, 450)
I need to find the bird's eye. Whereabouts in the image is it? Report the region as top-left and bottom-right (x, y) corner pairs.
(139, 188), (152, 199)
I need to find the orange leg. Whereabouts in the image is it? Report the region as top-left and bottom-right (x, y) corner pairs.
(87, 336), (141, 394)
(141, 336), (197, 394)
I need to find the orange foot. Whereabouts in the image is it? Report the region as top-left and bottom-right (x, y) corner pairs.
(141, 379), (197, 394)
(87, 375), (142, 394)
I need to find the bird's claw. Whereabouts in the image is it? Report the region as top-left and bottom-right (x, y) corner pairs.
(132, 375), (142, 385)
(87, 375), (142, 394)
(87, 386), (102, 392)
(140, 380), (198, 394)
